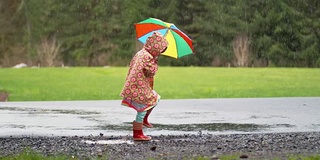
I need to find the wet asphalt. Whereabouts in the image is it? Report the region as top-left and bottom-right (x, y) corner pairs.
(0, 97), (319, 137)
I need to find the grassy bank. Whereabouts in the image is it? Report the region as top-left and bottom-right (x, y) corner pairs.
(0, 67), (319, 101)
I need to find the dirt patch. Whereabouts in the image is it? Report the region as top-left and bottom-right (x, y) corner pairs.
(0, 91), (9, 102)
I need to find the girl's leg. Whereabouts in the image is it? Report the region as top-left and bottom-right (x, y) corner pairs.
(136, 111), (147, 123)
(143, 108), (154, 128)
(143, 93), (161, 128)
(133, 111), (151, 141)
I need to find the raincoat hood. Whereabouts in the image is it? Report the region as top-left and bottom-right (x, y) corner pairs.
(144, 31), (168, 58)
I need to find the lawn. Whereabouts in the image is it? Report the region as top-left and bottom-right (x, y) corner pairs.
(0, 67), (319, 101)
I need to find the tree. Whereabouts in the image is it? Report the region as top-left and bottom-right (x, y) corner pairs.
(249, 0), (320, 67)
(0, 0), (25, 67)
(181, 0), (249, 66)
(294, 0), (320, 67)
(233, 33), (250, 67)
(36, 36), (61, 67)
(24, 0), (117, 66)
(2, 0), (320, 67)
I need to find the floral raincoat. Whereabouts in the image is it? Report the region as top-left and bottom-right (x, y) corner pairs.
(120, 32), (168, 112)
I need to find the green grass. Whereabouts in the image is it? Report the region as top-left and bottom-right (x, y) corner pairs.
(2, 150), (320, 160)
(0, 150), (72, 160)
(1, 149), (320, 160)
(0, 149), (109, 160)
(0, 67), (319, 101)
(218, 154), (320, 160)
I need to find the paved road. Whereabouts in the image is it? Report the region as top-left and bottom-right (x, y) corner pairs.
(0, 97), (319, 137)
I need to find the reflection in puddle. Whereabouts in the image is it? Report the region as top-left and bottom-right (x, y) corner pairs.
(250, 115), (288, 119)
(0, 107), (23, 111)
(0, 106), (100, 115)
(0, 124), (26, 129)
(96, 124), (130, 131)
(153, 123), (269, 132)
(273, 124), (295, 128)
(49, 109), (100, 115)
(96, 122), (269, 132)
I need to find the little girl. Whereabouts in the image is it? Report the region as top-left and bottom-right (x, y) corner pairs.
(120, 31), (168, 141)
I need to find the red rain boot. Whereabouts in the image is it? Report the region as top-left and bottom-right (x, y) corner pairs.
(133, 121), (151, 141)
(143, 108), (154, 128)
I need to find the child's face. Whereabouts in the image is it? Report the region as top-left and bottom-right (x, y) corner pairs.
(144, 32), (169, 58)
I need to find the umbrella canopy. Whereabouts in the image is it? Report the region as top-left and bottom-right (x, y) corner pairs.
(135, 18), (193, 59)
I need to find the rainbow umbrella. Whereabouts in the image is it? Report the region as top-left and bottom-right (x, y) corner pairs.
(135, 18), (193, 59)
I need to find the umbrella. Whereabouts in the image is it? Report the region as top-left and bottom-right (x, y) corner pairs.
(134, 18), (193, 59)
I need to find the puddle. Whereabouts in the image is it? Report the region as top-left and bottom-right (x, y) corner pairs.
(82, 139), (134, 145)
(1, 98), (320, 136)
(0, 122), (272, 136)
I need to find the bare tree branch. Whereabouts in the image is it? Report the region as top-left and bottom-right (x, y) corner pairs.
(233, 33), (250, 67)
(36, 36), (61, 67)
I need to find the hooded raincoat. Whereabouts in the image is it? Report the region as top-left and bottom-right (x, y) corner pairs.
(120, 32), (168, 112)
